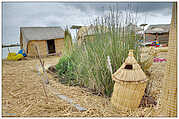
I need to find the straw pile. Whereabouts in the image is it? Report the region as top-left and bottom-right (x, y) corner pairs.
(160, 3), (177, 117)
(111, 50), (148, 110)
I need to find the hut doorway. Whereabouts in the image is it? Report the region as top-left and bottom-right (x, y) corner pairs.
(47, 40), (56, 54)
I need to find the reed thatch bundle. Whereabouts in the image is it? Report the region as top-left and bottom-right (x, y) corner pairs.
(111, 50), (148, 110)
(141, 47), (159, 71)
(160, 3), (177, 117)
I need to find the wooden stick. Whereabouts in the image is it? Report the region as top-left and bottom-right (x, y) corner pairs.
(35, 63), (48, 101)
(34, 45), (49, 84)
(34, 45), (49, 102)
(41, 75), (48, 100)
(107, 56), (113, 75)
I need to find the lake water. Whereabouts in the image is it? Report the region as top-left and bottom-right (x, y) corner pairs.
(2, 46), (20, 59)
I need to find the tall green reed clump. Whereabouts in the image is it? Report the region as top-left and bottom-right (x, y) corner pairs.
(57, 9), (142, 97)
(64, 26), (73, 51)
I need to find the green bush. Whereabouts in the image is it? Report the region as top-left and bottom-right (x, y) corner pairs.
(56, 56), (77, 85)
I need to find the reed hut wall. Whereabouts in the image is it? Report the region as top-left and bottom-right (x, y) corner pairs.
(27, 38), (64, 57)
(27, 40), (47, 57)
(145, 33), (169, 44)
(111, 82), (147, 110)
(54, 38), (65, 55)
(160, 3), (177, 117)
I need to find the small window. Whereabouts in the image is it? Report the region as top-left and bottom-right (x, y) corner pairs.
(124, 64), (133, 70)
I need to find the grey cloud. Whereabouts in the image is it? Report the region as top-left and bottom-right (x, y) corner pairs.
(2, 2), (173, 45)
(127, 2), (172, 12)
(63, 2), (173, 15)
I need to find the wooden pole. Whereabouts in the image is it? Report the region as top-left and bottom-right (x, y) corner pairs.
(34, 45), (49, 102)
(34, 45), (49, 84)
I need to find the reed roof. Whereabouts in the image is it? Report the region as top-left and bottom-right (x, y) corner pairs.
(20, 27), (64, 52)
(112, 50), (147, 82)
(145, 24), (170, 34)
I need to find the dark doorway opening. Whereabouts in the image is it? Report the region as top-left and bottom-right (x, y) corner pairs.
(124, 64), (133, 70)
(47, 40), (56, 54)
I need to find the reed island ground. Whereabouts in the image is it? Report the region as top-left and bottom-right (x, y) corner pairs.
(2, 51), (167, 117)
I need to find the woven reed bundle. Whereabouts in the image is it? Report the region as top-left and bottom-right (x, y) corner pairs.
(140, 47), (160, 71)
(111, 50), (148, 111)
(140, 47), (154, 62)
(142, 47), (159, 71)
(160, 3), (177, 117)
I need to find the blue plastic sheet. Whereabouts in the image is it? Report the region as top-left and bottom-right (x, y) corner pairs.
(18, 49), (27, 57)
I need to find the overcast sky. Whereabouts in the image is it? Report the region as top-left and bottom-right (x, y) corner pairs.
(2, 2), (173, 44)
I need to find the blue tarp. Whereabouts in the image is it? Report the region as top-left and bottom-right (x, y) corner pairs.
(18, 49), (27, 57)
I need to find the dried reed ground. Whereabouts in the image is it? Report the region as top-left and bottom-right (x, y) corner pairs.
(2, 51), (167, 117)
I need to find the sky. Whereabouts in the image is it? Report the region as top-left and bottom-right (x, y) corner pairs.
(2, 2), (173, 45)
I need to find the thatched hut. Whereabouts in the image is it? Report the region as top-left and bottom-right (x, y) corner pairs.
(111, 50), (148, 110)
(20, 27), (65, 57)
(77, 25), (96, 44)
(145, 24), (170, 44)
(77, 25), (108, 45)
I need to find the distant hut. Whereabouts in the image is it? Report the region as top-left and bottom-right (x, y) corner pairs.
(145, 24), (170, 44)
(127, 23), (143, 32)
(20, 27), (65, 57)
(77, 25), (96, 44)
(77, 25), (108, 45)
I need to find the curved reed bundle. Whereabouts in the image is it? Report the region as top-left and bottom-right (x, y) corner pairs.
(140, 47), (160, 71)
(142, 47), (159, 71)
(111, 50), (148, 110)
